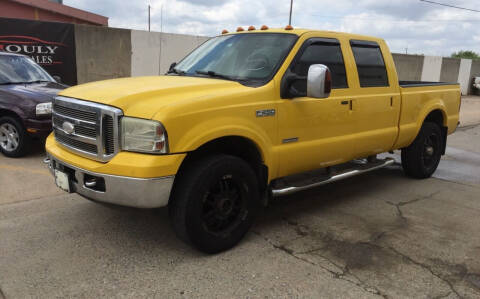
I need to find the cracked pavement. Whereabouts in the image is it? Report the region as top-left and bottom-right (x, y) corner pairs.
(1, 103), (480, 297)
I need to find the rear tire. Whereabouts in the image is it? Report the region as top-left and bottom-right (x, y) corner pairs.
(0, 116), (30, 158)
(169, 154), (260, 254)
(401, 122), (443, 179)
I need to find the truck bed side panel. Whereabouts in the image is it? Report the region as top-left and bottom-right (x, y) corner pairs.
(394, 84), (460, 149)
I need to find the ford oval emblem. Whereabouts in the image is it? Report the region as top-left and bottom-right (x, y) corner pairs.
(62, 121), (75, 135)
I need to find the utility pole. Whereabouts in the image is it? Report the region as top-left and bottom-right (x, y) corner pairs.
(148, 5), (151, 32)
(289, 0), (293, 25)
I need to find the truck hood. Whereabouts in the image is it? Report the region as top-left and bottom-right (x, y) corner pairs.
(58, 76), (246, 119)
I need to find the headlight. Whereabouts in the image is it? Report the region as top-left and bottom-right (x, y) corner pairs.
(121, 117), (168, 154)
(36, 102), (52, 116)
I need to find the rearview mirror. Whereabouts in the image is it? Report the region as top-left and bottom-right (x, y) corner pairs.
(169, 62), (177, 71)
(307, 64), (331, 98)
(52, 75), (62, 83)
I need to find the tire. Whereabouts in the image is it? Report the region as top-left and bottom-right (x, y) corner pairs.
(169, 154), (260, 254)
(0, 116), (30, 158)
(401, 122), (443, 179)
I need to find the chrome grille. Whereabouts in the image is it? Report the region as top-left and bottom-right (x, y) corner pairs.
(52, 96), (123, 162)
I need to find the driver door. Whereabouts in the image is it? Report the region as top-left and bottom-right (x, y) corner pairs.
(276, 37), (358, 177)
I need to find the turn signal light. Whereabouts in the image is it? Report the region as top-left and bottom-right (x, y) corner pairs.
(260, 25), (269, 30)
(236, 27), (244, 32)
(285, 25), (294, 30)
(221, 29), (229, 34)
(248, 25), (256, 31)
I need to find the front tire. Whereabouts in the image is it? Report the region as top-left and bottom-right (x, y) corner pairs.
(401, 122), (443, 179)
(0, 116), (30, 158)
(169, 155), (260, 254)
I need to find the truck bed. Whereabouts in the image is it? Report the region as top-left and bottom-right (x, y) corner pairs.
(399, 81), (459, 88)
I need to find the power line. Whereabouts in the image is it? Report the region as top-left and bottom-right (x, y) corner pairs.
(419, 0), (480, 13)
(311, 14), (480, 23)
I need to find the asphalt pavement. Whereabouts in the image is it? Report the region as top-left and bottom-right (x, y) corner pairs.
(0, 97), (479, 298)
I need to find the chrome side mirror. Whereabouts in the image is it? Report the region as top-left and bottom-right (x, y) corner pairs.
(307, 64), (332, 98)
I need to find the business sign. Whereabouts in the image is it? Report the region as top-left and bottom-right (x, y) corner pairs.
(0, 18), (77, 85)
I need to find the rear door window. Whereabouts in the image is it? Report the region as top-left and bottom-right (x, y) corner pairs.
(350, 40), (389, 87)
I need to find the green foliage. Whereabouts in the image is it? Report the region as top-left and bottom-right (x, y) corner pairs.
(451, 50), (480, 60)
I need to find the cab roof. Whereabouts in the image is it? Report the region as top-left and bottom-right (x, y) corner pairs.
(223, 27), (383, 42)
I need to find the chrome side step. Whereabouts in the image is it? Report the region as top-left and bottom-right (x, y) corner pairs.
(271, 158), (395, 197)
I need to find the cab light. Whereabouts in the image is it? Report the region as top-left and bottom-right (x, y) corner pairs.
(221, 29), (229, 34)
(285, 25), (294, 30)
(236, 27), (244, 32)
(248, 25), (256, 31)
(260, 25), (269, 30)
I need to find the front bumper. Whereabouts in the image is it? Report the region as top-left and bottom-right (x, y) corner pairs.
(45, 154), (175, 208)
(24, 118), (52, 137)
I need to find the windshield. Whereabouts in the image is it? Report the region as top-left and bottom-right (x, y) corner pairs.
(173, 33), (297, 84)
(0, 55), (54, 84)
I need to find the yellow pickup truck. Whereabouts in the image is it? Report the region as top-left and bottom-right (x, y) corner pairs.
(45, 27), (461, 253)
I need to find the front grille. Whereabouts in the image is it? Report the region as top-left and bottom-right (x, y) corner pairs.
(53, 104), (97, 123)
(55, 130), (98, 154)
(103, 115), (115, 155)
(52, 96), (123, 162)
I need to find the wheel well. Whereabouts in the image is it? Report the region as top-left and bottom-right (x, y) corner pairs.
(424, 109), (448, 155)
(0, 109), (21, 120)
(178, 136), (268, 192)
(424, 109), (444, 127)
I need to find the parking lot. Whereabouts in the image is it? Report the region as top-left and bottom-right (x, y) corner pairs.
(1, 97), (479, 298)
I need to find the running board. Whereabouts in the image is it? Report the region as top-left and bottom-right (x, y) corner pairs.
(271, 158), (395, 197)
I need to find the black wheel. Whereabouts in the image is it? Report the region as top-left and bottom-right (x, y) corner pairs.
(169, 154), (260, 253)
(401, 122), (443, 179)
(0, 116), (30, 158)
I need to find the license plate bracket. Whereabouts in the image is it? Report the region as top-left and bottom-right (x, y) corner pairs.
(54, 169), (71, 193)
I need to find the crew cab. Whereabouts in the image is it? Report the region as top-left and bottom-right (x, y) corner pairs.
(44, 27), (461, 253)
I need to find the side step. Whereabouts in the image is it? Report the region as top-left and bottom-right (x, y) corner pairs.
(271, 158), (395, 197)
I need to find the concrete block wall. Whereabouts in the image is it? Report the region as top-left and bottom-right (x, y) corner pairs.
(74, 25), (208, 84)
(74, 24), (479, 95)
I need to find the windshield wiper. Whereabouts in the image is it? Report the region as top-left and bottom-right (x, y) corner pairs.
(166, 68), (186, 75)
(25, 80), (52, 84)
(195, 70), (239, 82)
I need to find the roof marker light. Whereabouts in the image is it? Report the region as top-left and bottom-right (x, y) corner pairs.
(221, 29), (229, 34)
(285, 25), (294, 30)
(248, 25), (256, 31)
(260, 25), (269, 30)
(236, 26), (244, 32)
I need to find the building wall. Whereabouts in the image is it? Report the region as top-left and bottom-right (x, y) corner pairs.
(0, 0), (104, 25)
(421, 56), (443, 82)
(74, 25), (131, 84)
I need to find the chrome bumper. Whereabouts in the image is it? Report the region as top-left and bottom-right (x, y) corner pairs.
(45, 154), (174, 208)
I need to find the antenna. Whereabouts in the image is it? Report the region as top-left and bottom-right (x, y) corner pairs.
(289, 0), (293, 25)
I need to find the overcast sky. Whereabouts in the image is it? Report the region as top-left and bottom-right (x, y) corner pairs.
(64, 0), (479, 56)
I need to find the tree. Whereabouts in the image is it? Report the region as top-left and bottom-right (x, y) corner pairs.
(451, 50), (480, 60)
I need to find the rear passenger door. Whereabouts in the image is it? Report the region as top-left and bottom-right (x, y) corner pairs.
(348, 40), (400, 157)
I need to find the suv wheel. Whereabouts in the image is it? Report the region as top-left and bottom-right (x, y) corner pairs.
(401, 122), (443, 179)
(169, 154), (260, 253)
(0, 116), (29, 158)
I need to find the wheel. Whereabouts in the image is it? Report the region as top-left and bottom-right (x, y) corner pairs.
(169, 154), (260, 253)
(0, 116), (30, 157)
(401, 122), (443, 179)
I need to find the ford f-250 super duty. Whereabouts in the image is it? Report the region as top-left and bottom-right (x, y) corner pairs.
(45, 27), (461, 253)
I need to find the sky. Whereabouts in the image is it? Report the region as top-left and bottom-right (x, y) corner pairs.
(64, 0), (480, 57)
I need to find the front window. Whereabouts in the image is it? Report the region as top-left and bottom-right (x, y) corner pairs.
(173, 33), (298, 86)
(0, 55), (54, 85)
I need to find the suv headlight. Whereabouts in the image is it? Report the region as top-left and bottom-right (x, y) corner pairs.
(121, 117), (168, 154)
(36, 102), (52, 116)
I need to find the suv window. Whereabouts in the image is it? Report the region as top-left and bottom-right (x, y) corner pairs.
(290, 39), (348, 94)
(350, 40), (389, 87)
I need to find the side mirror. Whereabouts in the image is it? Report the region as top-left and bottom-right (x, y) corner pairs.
(52, 75), (62, 83)
(169, 62), (177, 71)
(307, 64), (332, 98)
